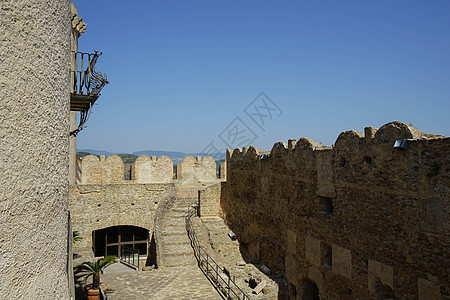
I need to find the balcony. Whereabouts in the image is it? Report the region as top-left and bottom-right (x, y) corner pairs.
(70, 50), (108, 111)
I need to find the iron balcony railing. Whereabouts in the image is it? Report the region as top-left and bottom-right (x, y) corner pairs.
(71, 50), (108, 103)
(120, 246), (140, 269)
(186, 205), (249, 300)
(69, 50), (108, 136)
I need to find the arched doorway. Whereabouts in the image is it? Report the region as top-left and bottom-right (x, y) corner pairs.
(92, 225), (149, 257)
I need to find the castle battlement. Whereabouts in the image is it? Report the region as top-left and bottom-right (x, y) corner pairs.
(78, 154), (221, 184)
(221, 121), (449, 299)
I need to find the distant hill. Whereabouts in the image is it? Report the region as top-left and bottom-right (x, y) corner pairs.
(77, 149), (225, 164)
(77, 149), (116, 157)
(132, 150), (187, 164)
(117, 154), (139, 164)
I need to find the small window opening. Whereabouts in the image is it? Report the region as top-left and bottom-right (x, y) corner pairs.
(322, 243), (332, 268)
(289, 282), (297, 300)
(363, 156), (373, 164)
(319, 197), (333, 215)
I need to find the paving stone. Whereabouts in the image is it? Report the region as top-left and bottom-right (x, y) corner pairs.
(102, 266), (221, 300)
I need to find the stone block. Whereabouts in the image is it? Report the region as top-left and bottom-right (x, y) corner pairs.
(286, 229), (296, 254)
(285, 253), (297, 281)
(305, 236), (321, 266)
(364, 126), (378, 140)
(308, 265), (324, 288)
(316, 149), (335, 198)
(368, 259), (393, 293)
(332, 244), (351, 279)
(418, 277), (441, 300)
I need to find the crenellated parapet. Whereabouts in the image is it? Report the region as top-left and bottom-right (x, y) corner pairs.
(81, 155), (124, 184)
(79, 154), (219, 184)
(177, 156), (217, 183)
(223, 121), (449, 299)
(132, 155), (173, 183)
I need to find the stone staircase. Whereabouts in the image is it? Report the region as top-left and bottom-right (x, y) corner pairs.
(160, 196), (198, 267)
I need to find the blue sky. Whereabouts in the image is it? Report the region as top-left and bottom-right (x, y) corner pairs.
(73, 0), (450, 154)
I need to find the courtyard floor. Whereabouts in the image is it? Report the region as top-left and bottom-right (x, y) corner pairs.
(100, 265), (222, 300)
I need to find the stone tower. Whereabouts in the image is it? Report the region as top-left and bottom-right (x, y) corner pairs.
(0, 0), (72, 298)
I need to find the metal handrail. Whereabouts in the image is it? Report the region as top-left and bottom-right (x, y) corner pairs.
(186, 205), (249, 300)
(120, 246), (140, 269)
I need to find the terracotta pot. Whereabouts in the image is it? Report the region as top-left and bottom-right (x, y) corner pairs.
(84, 283), (108, 300)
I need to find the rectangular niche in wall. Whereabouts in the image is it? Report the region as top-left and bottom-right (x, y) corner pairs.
(319, 196), (333, 215)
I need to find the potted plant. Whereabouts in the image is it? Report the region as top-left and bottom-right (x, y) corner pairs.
(74, 256), (117, 300)
(73, 230), (83, 243)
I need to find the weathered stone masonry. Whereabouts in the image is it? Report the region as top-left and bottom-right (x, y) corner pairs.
(69, 183), (174, 249)
(0, 0), (71, 298)
(77, 155), (218, 184)
(222, 122), (449, 299)
(70, 154), (221, 265)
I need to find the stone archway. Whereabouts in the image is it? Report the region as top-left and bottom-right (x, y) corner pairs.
(92, 225), (149, 257)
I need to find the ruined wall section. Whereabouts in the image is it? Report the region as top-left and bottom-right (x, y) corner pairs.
(69, 183), (175, 249)
(131, 155), (173, 183)
(223, 122), (449, 299)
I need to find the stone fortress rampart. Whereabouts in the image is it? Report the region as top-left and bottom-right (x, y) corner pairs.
(218, 121), (449, 299)
(70, 154), (223, 264)
(78, 154), (222, 184)
(69, 121), (448, 299)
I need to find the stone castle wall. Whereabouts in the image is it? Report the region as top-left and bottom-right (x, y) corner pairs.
(222, 122), (449, 299)
(79, 155), (219, 184)
(69, 183), (175, 249)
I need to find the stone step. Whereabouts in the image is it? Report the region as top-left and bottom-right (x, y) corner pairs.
(164, 254), (197, 267)
(174, 203), (195, 206)
(162, 225), (186, 233)
(171, 206), (190, 211)
(167, 212), (188, 219)
(163, 244), (193, 256)
(161, 227), (187, 235)
(163, 218), (185, 226)
(171, 206), (190, 212)
(162, 234), (191, 245)
(176, 200), (197, 203)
